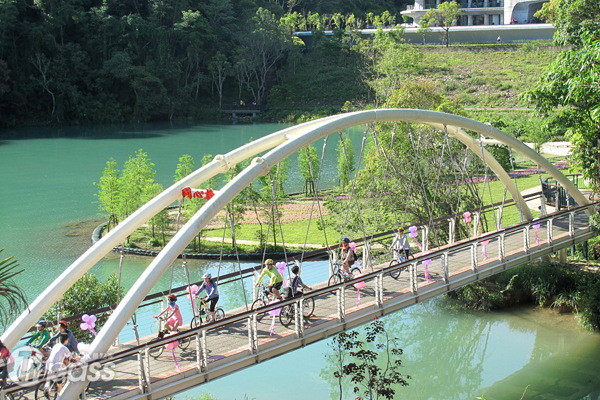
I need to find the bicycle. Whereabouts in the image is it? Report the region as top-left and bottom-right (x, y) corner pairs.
(388, 248), (414, 280)
(16, 344), (47, 381)
(279, 289), (315, 327)
(251, 284), (282, 322)
(148, 315), (191, 359)
(34, 356), (87, 400)
(190, 297), (225, 329)
(327, 262), (361, 286)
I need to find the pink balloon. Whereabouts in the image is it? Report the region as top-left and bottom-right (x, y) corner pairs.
(532, 217), (540, 230)
(481, 239), (490, 246)
(164, 333), (179, 350)
(409, 231), (418, 238)
(186, 284), (199, 300)
(349, 242), (357, 252)
(82, 314), (90, 323)
(463, 211), (472, 223)
(422, 259), (432, 266)
(408, 226), (418, 233)
(268, 299), (281, 316)
(80, 322), (89, 331)
(353, 274), (366, 290)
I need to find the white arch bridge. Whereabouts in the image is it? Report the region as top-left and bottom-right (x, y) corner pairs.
(1, 110), (596, 399)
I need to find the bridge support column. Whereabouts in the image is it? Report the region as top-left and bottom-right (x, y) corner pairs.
(471, 244), (478, 272)
(499, 233), (505, 261)
(195, 332), (205, 372)
(295, 300), (304, 338)
(569, 211), (575, 238)
(248, 316), (258, 354)
(144, 348), (152, 392)
(559, 249), (567, 263)
(496, 207), (502, 230)
(524, 226), (530, 254)
(136, 350), (149, 393)
(410, 262), (418, 294)
(547, 219), (553, 246)
(442, 252), (449, 283)
(448, 219), (456, 244)
(375, 272), (384, 308)
(337, 287), (346, 322)
(422, 226), (429, 252)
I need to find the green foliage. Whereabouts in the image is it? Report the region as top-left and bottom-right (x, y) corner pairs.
(535, 0), (600, 46)
(174, 154), (195, 183)
(297, 144), (320, 194)
(0, 249), (27, 330)
(44, 273), (122, 342)
(420, 1), (463, 47)
(94, 158), (121, 231)
(324, 318), (410, 400)
(485, 144), (511, 172)
(337, 133), (355, 188)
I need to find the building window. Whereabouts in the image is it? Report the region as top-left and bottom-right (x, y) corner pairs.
(472, 15), (485, 25)
(457, 15), (469, 25)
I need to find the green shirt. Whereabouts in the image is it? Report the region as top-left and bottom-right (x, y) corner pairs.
(257, 266), (283, 286)
(27, 329), (51, 347)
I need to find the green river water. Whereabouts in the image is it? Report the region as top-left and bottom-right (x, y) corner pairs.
(1, 122), (599, 400)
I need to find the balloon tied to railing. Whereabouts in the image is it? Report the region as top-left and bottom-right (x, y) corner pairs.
(186, 285), (198, 317)
(268, 300), (281, 336)
(532, 218), (541, 247)
(181, 187), (215, 200)
(354, 274), (366, 306)
(422, 256), (432, 282)
(80, 314), (97, 337)
(463, 212), (472, 237)
(276, 262), (287, 288)
(408, 226), (422, 251)
(481, 239), (490, 260)
(164, 333), (181, 372)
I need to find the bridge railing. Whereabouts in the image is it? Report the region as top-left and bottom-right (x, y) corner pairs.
(6, 201), (594, 398)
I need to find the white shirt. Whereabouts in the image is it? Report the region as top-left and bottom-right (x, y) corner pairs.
(391, 234), (410, 250)
(46, 343), (71, 373)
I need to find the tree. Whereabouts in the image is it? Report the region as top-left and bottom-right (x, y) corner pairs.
(208, 52), (231, 108)
(174, 154), (195, 183)
(523, 30), (600, 193)
(298, 144), (320, 195)
(43, 273), (121, 342)
(535, 0), (600, 46)
(421, 1), (462, 47)
(94, 158), (122, 231)
(0, 249), (27, 330)
(120, 149), (157, 220)
(416, 18), (432, 45)
(337, 133), (355, 188)
(324, 318), (410, 400)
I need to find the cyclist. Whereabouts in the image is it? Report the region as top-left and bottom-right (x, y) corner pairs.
(195, 273), (220, 322)
(339, 238), (357, 277)
(255, 259), (283, 300)
(0, 339), (14, 388)
(285, 265), (312, 298)
(390, 228), (410, 260)
(154, 294), (183, 333)
(26, 320), (51, 349)
(45, 320), (79, 357)
(44, 333), (71, 393)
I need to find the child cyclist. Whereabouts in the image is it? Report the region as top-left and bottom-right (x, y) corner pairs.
(194, 273), (220, 322)
(154, 294), (183, 334)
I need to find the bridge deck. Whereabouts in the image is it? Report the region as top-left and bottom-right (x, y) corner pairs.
(6, 208), (593, 400)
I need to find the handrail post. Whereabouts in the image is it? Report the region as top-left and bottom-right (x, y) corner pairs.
(496, 207), (502, 230)
(195, 332), (205, 372)
(524, 226), (530, 253)
(202, 329), (209, 366)
(337, 286), (346, 322)
(410, 261), (418, 294)
(247, 316), (257, 354)
(137, 350), (147, 393)
(422, 226), (429, 252)
(548, 218), (553, 246)
(144, 348), (152, 392)
(329, 251), (336, 279)
(569, 211), (575, 238)
(295, 299), (304, 338)
(471, 243), (478, 272)
(474, 212), (480, 236)
(442, 251), (449, 283)
(448, 218), (455, 244)
(499, 233), (505, 261)
(376, 272), (384, 308)
(363, 242), (372, 270)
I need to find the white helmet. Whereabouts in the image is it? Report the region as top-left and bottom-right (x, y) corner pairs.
(203, 273), (212, 279)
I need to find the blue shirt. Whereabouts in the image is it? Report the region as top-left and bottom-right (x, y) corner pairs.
(196, 281), (219, 299)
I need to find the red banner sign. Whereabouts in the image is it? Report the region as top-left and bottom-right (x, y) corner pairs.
(182, 187), (215, 201)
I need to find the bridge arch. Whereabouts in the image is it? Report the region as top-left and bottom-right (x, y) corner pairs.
(2, 110), (587, 398)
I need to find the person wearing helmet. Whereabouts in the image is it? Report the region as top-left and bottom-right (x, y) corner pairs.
(255, 259), (283, 300)
(390, 228), (410, 261)
(26, 320), (51, 349)
(195, 273), (220, 322)
(339, 238), (356, 277)
(154, 294), (183, 333)
(44, 320), (79, 357)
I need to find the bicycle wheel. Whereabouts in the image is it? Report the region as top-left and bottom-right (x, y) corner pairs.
(215, 308), (225, 321)
(302, 297), (315, 318)
(190, 315), (202, 330)
(35, 380), (58, 400)
(389, 259), (402, 280)
(279, 305), (294, 327)
(178, 332), (191, 350)
(148, 341), (164, 359)
(350, 267), (362, 277)
(251, 298), (267, 322)
(328, 274), (341, 287)
(17, 356), (41, 381)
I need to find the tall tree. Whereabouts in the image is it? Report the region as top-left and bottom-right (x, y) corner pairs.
(420, 1), (462, 47)
(94, 158), (122, 231)
(120, 149), (156, 219)
(298, 144), (320, 194)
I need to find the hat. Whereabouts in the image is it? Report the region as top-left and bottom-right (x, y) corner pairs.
(168, 294), (177, 301)
(59, 320), (68, 328)
(202, 272), (212, 279)
(342, 238), (350, 243)
(265, 259), (274, 266)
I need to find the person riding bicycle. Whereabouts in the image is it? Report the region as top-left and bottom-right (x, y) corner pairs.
(339, 238), (357, 277)
(195, 273), (220, 322)
(44, 320), (79, 357)
(26, 320), (51, 349)
(154, 294), (183, 333)
(0, 339), (14, 388)
(284, 265), (312, 299)
(255, 259), (283, 300)
(44, 333), (71, 392)
(390, 228), (410, 260)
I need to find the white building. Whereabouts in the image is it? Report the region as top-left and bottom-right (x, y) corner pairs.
(401, 0), (548, 26)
